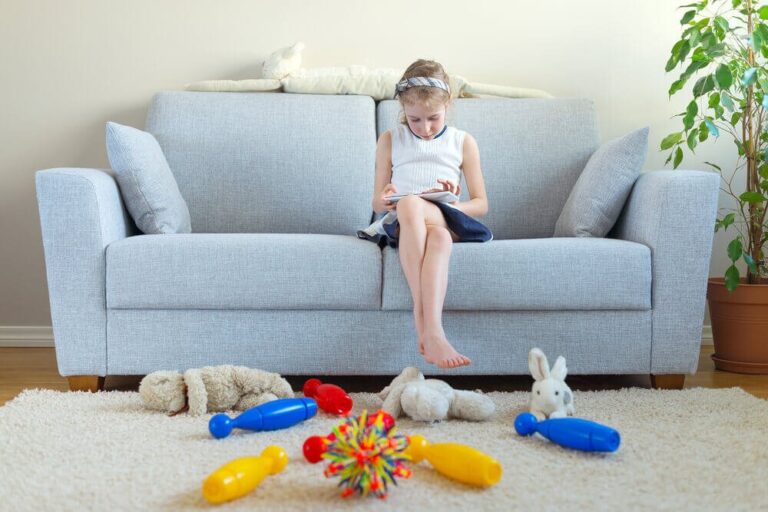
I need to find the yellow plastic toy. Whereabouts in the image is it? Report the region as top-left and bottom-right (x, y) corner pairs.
(404, 435), (502, 487)
(202, 445), (288, 504)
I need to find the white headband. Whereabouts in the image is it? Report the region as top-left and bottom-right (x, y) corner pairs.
(394, 77), (450, 98)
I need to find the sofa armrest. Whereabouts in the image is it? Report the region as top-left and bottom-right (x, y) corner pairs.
(612, 170), (719, 374)
(35, 168), (135, 376)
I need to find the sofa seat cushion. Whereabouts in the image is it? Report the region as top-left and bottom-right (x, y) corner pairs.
(382, 238), (651, 311)
(107, 234), (382, 310)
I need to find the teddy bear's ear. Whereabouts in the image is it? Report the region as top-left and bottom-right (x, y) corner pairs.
(183, 369), (208, 416)
(139, 371), (184, 413)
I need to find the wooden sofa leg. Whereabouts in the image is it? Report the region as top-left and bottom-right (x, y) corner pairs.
(67, 376), (105, 392)
(650, 374), (685, 390)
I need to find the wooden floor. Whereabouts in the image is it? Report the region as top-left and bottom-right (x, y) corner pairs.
(1, 346), (767, 406)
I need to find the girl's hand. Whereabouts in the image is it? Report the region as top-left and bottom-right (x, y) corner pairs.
(423, 179), (461, 200)
(381, 183), (398, 211)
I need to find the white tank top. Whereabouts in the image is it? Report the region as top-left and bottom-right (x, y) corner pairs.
(390, 124), (465, 194)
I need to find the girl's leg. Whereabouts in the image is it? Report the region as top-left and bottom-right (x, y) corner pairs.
(420, 225), (471, 368)
(395, 196), (429, 355)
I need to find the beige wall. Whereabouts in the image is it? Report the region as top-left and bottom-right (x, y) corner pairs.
(0, 0), (741, 326)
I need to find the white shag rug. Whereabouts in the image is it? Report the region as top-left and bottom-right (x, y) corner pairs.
(1, 387), (766, 511)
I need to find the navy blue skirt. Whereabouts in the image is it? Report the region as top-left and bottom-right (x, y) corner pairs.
(357, 200), (493, 249)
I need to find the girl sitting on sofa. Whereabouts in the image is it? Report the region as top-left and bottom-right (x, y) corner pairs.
(357, 59), (492, 369)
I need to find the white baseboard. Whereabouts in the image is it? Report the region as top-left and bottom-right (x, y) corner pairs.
(0, 326), (54, 347)
(0, 324), (715, 347)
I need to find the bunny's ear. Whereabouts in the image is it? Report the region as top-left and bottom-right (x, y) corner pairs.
(551, 356), (568, 381)
(380, 382), (407, 418)
(528, 348), (550, 381)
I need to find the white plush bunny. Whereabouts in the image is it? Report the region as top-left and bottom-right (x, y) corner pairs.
(528, 348), (575, 420)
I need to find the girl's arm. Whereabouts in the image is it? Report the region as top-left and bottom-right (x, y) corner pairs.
(372, 131), (396, 214)
(456, 133), (489, 218)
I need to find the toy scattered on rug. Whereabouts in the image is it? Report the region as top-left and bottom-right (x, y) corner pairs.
(186, 42), (552, 100)
(303, 410), (396, 464)
(528, 348), (575, 420)
(209, 397), (317, 439)
(316, 410), (411, 499)
(139, 365), (294, 416)
(378, 367), (495, 422)
(202, 445), (288, 504)
(303, 378), (353, 416)
(405, 435), (502, 487)
(514, 413), (621, 453)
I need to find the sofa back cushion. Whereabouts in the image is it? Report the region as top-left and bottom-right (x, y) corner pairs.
(377, 98), (599, 240)
(146, 92), (376, 234)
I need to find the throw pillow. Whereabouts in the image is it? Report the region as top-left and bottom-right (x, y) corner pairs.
(105, 122), (191, 234)
(554, 127), (649, 237)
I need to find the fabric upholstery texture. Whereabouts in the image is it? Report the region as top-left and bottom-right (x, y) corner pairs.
(381, 238), (651, 311)
(145, 92), (376, 234)
(555, 127), (650, 237)
(106, 234), (382, 310)
(105, 122), (191, 234)
(106, 309), (652, 375)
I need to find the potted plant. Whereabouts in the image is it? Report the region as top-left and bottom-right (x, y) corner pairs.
(663, 0), (768, 373)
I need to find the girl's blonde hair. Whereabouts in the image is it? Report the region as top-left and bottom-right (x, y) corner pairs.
(397, 59), (451, 124)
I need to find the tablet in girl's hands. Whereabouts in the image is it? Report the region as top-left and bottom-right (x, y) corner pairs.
(386, 191), (459, 204)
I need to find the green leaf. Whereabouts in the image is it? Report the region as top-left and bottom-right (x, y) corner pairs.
(708, 92), (721, 108)
(661, 132), (683, 150)
(705, 119), (720, 136)
(665, 54), (679, 72)
(725, 265), (740, 291)
(739, 191), (766, 203)
(721, 92), (735, 111)
(701, 32), (717, 49)
(669, 78), (686, 96)
(693, 75), (715, 97)
(759, 163), (768, 179)
(733, 0), (742, 9)
(699, 121), (710, 141)
(715, 63), (733, 89)
(727, 239), (743, 261)
(714, 16), (729, 33)
(704, 161), (722, 171)
(687, 128), (699, 150)
(751, 29), (763, 52)
(680, 10), (696, 25)
(731, 111), (742, 126)
(674, 146), (684, 168)
(760, 5), (768, 19)
(722, 212), (735, 228)
(742, 67), (758, 87)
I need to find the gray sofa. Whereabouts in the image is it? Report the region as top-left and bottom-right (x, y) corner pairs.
(35, 92), (719, 391)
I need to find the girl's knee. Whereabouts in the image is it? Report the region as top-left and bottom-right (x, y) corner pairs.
(397, 195), (424, 222)
(426, 225), (453, 248)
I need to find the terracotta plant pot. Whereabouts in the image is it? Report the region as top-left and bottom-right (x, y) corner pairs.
(707, 277), (768, 374)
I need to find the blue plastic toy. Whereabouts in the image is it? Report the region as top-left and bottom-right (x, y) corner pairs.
(514, 412), (621, 453)
(209, 398), (318, 439)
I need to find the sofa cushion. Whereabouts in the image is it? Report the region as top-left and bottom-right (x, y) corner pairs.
(145, 92), (376, 235)
(105, 122), (191, 234)
(377, 98), (600, 240)
(381, 238), (650, 311)
(554, 127), (649, 237)
(106, 234), (382, 310)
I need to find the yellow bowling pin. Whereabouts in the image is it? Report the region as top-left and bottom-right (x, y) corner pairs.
(202, 445), (288, 504)
(405, 435), (502, 487)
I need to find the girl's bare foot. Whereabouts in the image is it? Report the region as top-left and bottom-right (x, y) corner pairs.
(422, 331), (471, 368)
